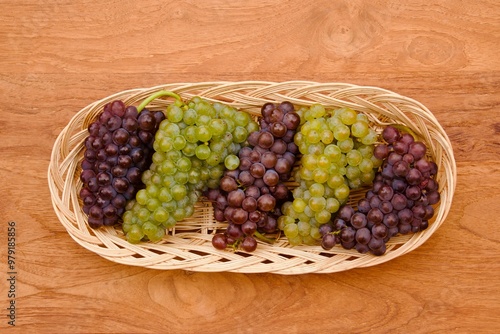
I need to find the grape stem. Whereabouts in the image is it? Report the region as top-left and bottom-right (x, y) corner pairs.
(137, 90), (183, 113)
(253, 230), (275, 244)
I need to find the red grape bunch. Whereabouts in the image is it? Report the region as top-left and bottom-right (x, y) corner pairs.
(208, 101), (301, 252)
(79, 100), (165, 228)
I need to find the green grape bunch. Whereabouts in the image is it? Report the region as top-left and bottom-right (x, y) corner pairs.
(278, 104), (383, 246)
(122, 92), (259, 243)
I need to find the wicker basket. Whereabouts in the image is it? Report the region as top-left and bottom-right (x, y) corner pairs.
(48, 81), (457, 274)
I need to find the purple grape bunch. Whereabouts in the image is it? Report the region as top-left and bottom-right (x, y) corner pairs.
(320, 125), (441, 255)
(207, 101), (301, 252)
(79, 100), (165, 228)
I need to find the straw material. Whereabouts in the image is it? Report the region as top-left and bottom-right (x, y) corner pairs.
(48, 81), (457, 274)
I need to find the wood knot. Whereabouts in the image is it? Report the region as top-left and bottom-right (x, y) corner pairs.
(407, 35), (457, 66)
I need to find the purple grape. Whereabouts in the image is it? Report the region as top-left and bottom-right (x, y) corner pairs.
(382, 126), (400, 144)
(321, 234), (337, 250)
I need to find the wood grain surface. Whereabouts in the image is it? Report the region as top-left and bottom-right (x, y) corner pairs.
(1, 0), (499, 333)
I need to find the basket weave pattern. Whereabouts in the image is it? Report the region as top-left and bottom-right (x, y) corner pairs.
(48, 81), (457, 274)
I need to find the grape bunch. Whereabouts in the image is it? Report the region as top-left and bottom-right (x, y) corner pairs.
(320, 125), (441, 255)
(278, 105), (382, 246)
(208, 101), (301, 252)
(79, 100), (165, 228)
(122, 96), (259, 243)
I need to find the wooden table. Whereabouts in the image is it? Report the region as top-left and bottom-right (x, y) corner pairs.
(1, 1), (499, 333)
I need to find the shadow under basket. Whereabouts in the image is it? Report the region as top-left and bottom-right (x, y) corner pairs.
(48, 81), (457, 274)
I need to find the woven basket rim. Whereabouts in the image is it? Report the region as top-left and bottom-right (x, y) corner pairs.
(48, 81), (457, 274)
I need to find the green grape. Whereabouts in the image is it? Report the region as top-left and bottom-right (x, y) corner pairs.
(320, 129), (334, 144)
(315, 210), (331, 224)
(182, 108), (197, 125)
(166, 150), (182, 162)
(302, 154), (317, 170)
(309, 104), (326, 118)
(196, 114), (211, 126)
(345, 165), (361, 180)
(324, 144), (342, 162)
(163, 122), (181, 136)
(357, 144), (374, 158)
(297, 212), (310, 223)
(210, 140), (225, 153)
(234, 111), (251, 126)
(246, 121), (259, 134)
(153, 207), (169, 223)
(171, 184), (187, 201)
(309, 196), (326, 212)
(161, 160), (176, 175)
(146, 198), (161, 212)
(358, 158), (374, 173)
(339, 107), (357, 125)
(298, 221), (311, 237)
(346, 150), (363, 166)
(325, 197), (340, 213)
(302, 190), (312, 201)
(126, 224), (145, 243)
(159, 137), (173, 152)
(351, 120), (369, 138)
(232, 126), (248, 143)
(176, 156), (192, 172)
(162, 200), (177, 213)
(308, 142), (325, 155)
(334, 183), (350, 200)
(302, 235), (317, 246)
(148, 226), (166, 242)
(163, 216), (177, 229)
(195, 145), (211, 160)
(309, 183), (325, 197)
(361, 128), (378, 145)
(209, 166), (224, 179)
(348, 178), (363, 189)
(209, 118), (227, 136)
(333, 124), (350, 141)
(306, 130), (321, 144)
(137, 207), (150, 222)
(292, 198), (307, 213)
(224, 154), (240, 170)
(206, 152), (222, 166)
(195, 125), (212, 142)
(167, 105), (184, 123)
(136, 189), (148, 205)
(158, 188), (173, 203)
(284, 223), (299, 238)
(182, 142), (197, 157)
(316, 155), (330, 169)
(173, 135), (187, 150)
(313, 168), (329, 184)
(337, 138), (354, 153)
(310, 226), (321, 240)
(359, 170), (376, 184)
(174, 171), (189, 184)
(184, 126), (198, 143)
(288, 235), (303, 246)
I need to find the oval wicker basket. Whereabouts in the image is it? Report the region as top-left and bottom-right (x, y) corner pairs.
(48, 81), (457, 274)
